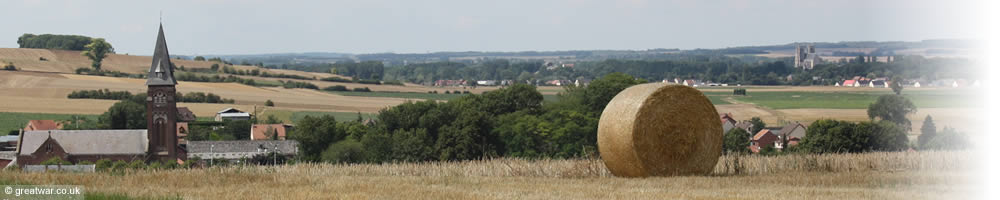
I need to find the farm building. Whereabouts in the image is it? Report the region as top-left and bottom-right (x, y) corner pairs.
(250, 124), (292, 140)
(24, 120), (61, 131)
(187, 140), (299, 163)
(16, 130), (153, 166)
(14, 23), (186, 165)
(0, 135), (19, 151)
(215, 108), (251, 121)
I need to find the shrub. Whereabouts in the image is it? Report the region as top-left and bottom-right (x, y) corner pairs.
(2, 62), (16, 71)
(77, 160), (95, 165)
(453, 90), (461, 94)
(127, 160), (145, 170)
(40, 157), (72, 165)
(322, 85), (349, 92)
(265, 99), (275, 107)
(383, 80), (405, 86)
(319, 77), (353, 83)
(355, 79), (382, 85)
(445, 91), (451, 94)
(148, 161), (163, 170)
(353, 87), (371, 92)
(110, 160), (128, 171)
(95, 159), (113, 171)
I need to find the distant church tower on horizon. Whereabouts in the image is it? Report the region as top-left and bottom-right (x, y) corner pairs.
(145, 23), (182, 162)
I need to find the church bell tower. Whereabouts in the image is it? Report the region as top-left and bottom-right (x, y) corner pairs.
(145, 23), (180, 162)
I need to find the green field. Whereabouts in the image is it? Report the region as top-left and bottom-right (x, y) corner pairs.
(0, 112), (99, 135)
(290, 111), (375, 123)
(329, 91), (562, 102)
(258, 109), (375, 124)
(729, 90), (979, 109)
(328, 91), (469, 101)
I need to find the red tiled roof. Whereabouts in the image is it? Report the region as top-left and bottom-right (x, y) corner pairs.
(26, 120), (60, 131)
(752, 129), (773, 140)
(843, 80), (856, 85)
(251, 124), (288, 140)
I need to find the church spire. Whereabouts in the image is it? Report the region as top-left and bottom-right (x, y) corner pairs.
(145, 23), (177, 86)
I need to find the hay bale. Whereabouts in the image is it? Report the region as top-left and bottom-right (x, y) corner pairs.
(598, 83), (722, 177)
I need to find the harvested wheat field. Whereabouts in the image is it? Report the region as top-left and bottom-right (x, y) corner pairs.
(0, 151), (977, 199)
(0, 48), (338, 80)
(0, 70), (410, 115)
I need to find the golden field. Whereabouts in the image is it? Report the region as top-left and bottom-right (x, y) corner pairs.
(0, 48), (979, 136)
(0, 151), (977, 199)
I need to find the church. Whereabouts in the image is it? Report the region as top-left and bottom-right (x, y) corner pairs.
(16, 24), (187, 165)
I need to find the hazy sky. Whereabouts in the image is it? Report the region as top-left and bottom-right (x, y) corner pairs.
(0, 0), (985, 55)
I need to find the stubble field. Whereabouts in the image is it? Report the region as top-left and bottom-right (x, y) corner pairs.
(0, 151), (976, 199)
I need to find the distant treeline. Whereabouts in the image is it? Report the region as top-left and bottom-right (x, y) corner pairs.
(75, 68), (145, 79)
(319, 76), (399, 85)
(331, 61), (384, 80)
(17, 34), (95, 51)
(68, 89), (235, 104)
(321, 85), (371, 92)
(280, 80), (319, 90)
(175, 72), (268, 87)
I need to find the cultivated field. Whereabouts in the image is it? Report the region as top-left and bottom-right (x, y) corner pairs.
(0, 151), (976, 199)
(0, 47), (982, 137)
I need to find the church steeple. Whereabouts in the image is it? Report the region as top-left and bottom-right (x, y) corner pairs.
(145, 23), (177, 86)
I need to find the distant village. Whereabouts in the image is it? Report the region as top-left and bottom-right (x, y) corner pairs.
(0, 25), (298, 171)
(430, 45), (981, 89)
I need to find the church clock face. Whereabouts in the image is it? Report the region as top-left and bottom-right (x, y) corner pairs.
(153, 92), (167, 107)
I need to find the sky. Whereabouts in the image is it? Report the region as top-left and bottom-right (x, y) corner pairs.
(0, 0), (986, 55)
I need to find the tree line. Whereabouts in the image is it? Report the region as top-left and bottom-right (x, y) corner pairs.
(67, 89), (235, 104)
(290, 72), (645, 163)
(17, 34), (94, 50)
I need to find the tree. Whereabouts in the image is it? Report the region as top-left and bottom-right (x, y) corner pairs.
(194, 56), (206, 61)
(287, 115), (343, 162)
(210, 64), (220, 71)
(798, 119), (908, 153)
(321, 139), (365, 163)
(867, 95), (917, 131)
(918, 115), (936, 149)
(265, 99), (275, 107)
(889, 76), (903, 95)
(579, 72), (646, 113)
(749, 117), (766, 134)
(98, 100), (145, 129)
(81, 38), (114, 71)
(723, 128), (750, 154)
(923, 127), (970, 150)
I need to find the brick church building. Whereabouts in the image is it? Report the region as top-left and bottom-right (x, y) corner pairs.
(16, 24), (187, 165)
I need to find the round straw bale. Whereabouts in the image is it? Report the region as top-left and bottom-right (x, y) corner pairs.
(598, 83), (722, 177)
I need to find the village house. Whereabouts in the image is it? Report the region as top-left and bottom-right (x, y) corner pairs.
(15, 23), (186, 165)
(250, 124), (292, 140)
(720, 113), (737, 135)
(176, 107), (197, 122)
(750, 129), (779, 153)
(777, 122), (807, 148)
(215, 108), (251, 121)
(733, 121), (754, 135)
(24, 120), (61, 131)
